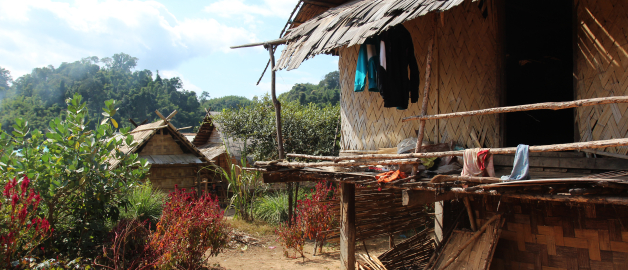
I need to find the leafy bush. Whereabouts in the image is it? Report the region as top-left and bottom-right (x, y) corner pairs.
(276, 182), (336, 259)
(254, 192), (289, 225)
(148, 187), (230, 268)
(213, 94), (340, 161)
(0, 176), (51, 268)
(120, 182), (167, 226)
(217, 156), (265, 221)
(0, 94), (150, 257)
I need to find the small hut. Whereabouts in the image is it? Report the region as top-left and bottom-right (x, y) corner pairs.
(116, 111), (211, 192)
(235, 0), (628, 269)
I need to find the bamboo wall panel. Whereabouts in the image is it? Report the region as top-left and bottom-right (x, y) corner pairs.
(139, 132), (185, 156)
(148, 166), (198, 192)
(339, 0), (500, 151)
(575, 0), (628, 155)
(469, 196), (628, 269)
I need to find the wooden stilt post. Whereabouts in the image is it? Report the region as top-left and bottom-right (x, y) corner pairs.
(266, 44), (292, 225)
(340, 183), (356, 270)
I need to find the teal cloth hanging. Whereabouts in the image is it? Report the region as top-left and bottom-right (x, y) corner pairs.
(354, 37), (379, 92)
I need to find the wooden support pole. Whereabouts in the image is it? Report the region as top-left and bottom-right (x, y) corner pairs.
(403, 96), (628, 122)
(340, 183), (356, 270)
(280, 138), (628, 163)
(463, 197), (477, 231)
(413, 38), (435, 175)
(389, 235), (395, 249)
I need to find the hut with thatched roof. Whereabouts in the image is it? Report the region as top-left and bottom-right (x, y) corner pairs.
(234, 0), (628, 269)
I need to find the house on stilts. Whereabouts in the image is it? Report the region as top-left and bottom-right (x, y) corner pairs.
(235, 0), (628, 269)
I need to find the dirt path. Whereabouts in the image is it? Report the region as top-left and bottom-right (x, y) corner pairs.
(207, 232), (393, 270)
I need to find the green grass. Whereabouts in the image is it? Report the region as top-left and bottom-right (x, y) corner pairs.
(253, 192), (290, 225)
(121, 181), (167, 225)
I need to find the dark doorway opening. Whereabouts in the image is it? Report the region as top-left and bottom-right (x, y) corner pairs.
(504, 0), (574, 147)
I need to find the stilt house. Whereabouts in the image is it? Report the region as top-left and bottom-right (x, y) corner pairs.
(238, 0), (628, 269)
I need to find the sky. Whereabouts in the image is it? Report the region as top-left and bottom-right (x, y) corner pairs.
(0, 0), (339, 99)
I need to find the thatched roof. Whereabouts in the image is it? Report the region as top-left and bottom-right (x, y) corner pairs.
(109, 117), (209, 169)
(276, 0), (468, 70)
(190, 112), (248, 162)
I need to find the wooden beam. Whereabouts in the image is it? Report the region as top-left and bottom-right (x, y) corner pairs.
(155, 110), (167, 121)
(166, 110), (178, 120)
(261, 169), (376, 183)
(256, 158), (422, 168)
(403, 96), (628, 122)
(340, 183), (356, 270)
(129, 118), (139, 127)
(581, 149), (628, 160)
(414, 38), (435, 175)
(463, 197), (477, 231)
(493, 154), (628, 171)
(402, 190), (455, 207)
(276, 138), (628, 163)
(303, 0), (338, 7)
(230, 38), (287, 49)
(177, 126), (193, 131)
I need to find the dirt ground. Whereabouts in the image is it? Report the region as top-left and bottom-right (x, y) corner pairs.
(207, 217), (396, 270)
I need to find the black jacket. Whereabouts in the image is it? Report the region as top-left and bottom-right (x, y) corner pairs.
(376, 25), (420, 110)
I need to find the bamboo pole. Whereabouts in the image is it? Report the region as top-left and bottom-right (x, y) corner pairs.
(281, 138), (628, 163)
(438, 214), (502, 270)
(255, 158), (422, 167)
(403, 96), (628, 122)
(462, 197), (477, 231)
(413, 38), (435, 175)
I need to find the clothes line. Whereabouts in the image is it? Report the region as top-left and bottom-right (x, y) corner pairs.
(273, 138), (628, 166)
(402, 96), (628, 122)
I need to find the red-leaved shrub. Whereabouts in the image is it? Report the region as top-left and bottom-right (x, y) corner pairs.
(276, 181), (336, 259)
(148, 187), (230, 268)
(96, 219), (155, 270)
(0, 176), (51, 268)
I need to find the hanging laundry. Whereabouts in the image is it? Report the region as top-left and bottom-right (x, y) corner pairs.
(501, 144), (530, 181)
(377, 24), (420, 110)
(461, 149), (495, 177)
(354, 37), (380, 92)
(376, 170), (408, 183)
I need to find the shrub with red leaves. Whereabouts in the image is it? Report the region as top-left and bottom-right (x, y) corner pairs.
(0, 176), (51, 268)
(148, 187), (230, 269)
(276, 181), (336, 259)
(96, 219), (155, 270)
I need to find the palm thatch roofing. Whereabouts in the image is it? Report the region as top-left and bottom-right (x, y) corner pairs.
(190, 112), (248, 162)
(276, 0), (468, 70)
(109, 117), (209, 169)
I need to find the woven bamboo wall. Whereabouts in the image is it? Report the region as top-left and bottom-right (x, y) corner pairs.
(148, 165), (198, 192)
(468, 196), (628, 269)
(139, 131), (185, 156)
(339, 0), (500, 151)
(575, 0), (628, 154)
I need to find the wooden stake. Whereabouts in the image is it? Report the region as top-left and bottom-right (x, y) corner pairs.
(463, 197), (477, 231)
(340, 183), (356, 270)
(438, 214), (501, 270)
(403, 96), (628, 122)
(413, 38), (435, 175)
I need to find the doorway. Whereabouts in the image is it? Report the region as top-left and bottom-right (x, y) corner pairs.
(504, 0), (574, 147)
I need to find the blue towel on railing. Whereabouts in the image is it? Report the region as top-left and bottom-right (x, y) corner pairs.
(501, 144), (530, 181)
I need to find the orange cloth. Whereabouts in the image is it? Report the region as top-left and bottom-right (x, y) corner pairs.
(376, 170), (408, 183)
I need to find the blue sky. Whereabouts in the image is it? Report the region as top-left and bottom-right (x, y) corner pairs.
(0, 0), (339, 99)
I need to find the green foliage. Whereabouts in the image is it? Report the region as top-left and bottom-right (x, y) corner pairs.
(213, 94), (340, 161)
(279, 71), (340, 106)
(215, 155), (266, 221)
(0, 93), (151, 257)
(0, 53), (203, 134)
(253, 192), (289, 225)
(120, 181), (167, 226)
(201, 95), (253, 112)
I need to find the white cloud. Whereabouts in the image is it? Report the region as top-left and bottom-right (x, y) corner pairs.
(204, 0), (296, 20)
(160, 70), (203, 93)
(0, 0), (257, 77)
